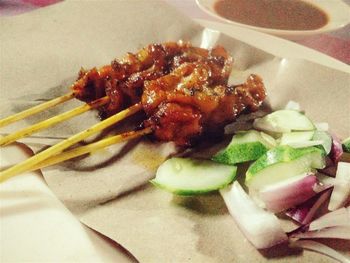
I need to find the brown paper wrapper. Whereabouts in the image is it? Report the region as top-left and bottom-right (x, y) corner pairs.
(1, 1), (349, 262)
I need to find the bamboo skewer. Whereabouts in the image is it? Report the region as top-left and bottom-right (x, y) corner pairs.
(0, 103), (143, 183)
(0, 96), (110, 146)
(29, 127), (152, 172)
(0, 92), (75, 128)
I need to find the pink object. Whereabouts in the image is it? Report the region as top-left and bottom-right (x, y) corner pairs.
(259, 174), (330, 213)
(22, 0), (61, 7)
(0, 0), (61, 16)
(286, 190), (332, 225)
(330, 134), (344, 164)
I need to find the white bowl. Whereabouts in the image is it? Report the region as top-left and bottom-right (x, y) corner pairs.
(196, 0), (350, 40)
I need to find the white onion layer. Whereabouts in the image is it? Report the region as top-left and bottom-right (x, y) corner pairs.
(329, 162), (350, 211)
(291, 226), (350, 240)
(220, 182), (287, 249)
(309, 207), (350, 231)
(290, 240), (350, 263)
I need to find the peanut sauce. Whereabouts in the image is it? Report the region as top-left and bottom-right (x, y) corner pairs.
(214, 0), (328, 30)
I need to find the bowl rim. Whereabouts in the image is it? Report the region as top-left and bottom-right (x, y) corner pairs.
(195, 0), (350, 37)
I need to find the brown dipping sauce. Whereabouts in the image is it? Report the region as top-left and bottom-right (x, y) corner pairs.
(214, 0), (328, 30)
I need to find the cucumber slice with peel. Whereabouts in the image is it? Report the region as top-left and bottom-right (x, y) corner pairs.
(212, 130), (276, 164)
(213, 142), (268, 165)
(253, 110), (315, 133)
(233, 130), (276, 148)
(260, 132), (277, 148)
(246, 146), (325, 191)
(280, 131), (315, 145)
(282, 140), (324, 149)
(312, 131), (332, 154)
(151, 158), (237, 195)
(279, 131), (332, 153)
(342, 137), (350, 153)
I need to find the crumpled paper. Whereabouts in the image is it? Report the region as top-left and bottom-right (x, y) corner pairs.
(1, 0), (349, 262)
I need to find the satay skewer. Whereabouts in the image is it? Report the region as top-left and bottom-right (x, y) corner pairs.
(0, 92), (75, 128)
(0, 103), (142, 183)
(0, 96), (110, 146)
(0, 43), (262, 185)
(0, 42), (178, 129)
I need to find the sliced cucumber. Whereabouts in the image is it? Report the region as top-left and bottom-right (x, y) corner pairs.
(151, 158), (237, 195)
(279, 131), (332, 153)
(213, 142), (267, 165)
(280, 131), (315, 145)
(260, 132), (278, 148)
(212, 130), (276, 164)
(342, 137), (350, 153)
(312, 131), (332, 155)
(253, 110), (315, 133)
(282, 140), (324, 149)
(246, 146), (325, 191)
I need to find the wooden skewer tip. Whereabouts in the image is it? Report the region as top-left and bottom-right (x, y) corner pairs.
(0, 96), (110, 146)
(0, 92), (74, 128)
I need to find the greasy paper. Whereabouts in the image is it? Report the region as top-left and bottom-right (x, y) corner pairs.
(1, 1), (349, 262)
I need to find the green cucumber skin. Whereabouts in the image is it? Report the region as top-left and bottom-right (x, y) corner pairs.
(343, 137), (350, 153)
(212, 142), (268, 164)
(151, 158), (237, 196)
(246, 145), (325, 181)
(150, 175), (235, 196)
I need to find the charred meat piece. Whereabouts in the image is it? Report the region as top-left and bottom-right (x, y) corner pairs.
(71, 41), (233, 117)
(142, 61), (266, 146)
(145, 103), (203, 146)
(71, 42), (265, 146)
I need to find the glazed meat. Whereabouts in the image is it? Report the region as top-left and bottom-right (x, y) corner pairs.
(142, 61), (266, 145)
(71, 41), (233, 118)
(70, 41), (265, 146)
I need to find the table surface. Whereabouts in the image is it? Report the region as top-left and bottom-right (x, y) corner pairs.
(1, 0), (349, 64)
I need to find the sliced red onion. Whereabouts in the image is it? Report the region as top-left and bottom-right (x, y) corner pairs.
(330, 134), (344, 164)
(329, 162), (350, 211)
(258, 173), (332, 213)
(291, 226), (350, 240)
(319, 157), (337, 177)
(325, 156), (335, 167)
(290, 240), (350, 263)
(286, 190), (331, 224)
(309, 207), (350, 231)
(220, 182), (288, 249)
(320, 166), (337, 177)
